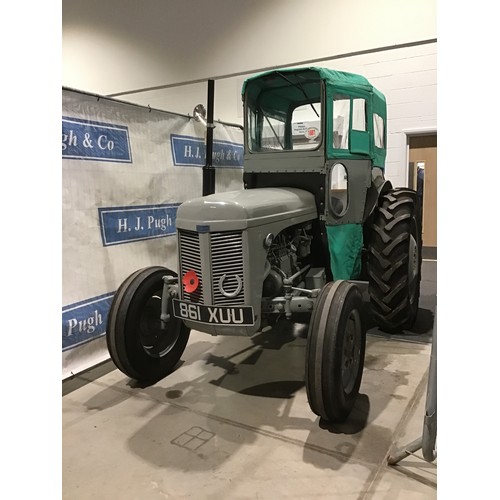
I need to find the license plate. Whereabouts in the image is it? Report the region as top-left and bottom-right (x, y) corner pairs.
(172, 299), (254, 326)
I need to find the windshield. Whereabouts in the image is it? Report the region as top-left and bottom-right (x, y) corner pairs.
(245, 71), (323, 153)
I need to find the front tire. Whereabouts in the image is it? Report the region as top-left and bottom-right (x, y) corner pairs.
(305, 281), (366, 423)
(106, 266), (190, 382)
(367, 188), (422, 333)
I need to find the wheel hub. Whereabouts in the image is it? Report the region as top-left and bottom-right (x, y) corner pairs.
(408, 234), (418, 281)
(140, 292), (180, 358)
(408, 234), (419, 304)
(342, 311), (361, 393)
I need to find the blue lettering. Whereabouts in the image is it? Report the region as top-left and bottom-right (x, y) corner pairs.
(62, 117), (131, 162)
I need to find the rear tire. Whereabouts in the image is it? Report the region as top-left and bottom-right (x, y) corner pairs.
(305, 281), (366, 423)
(367, 189), (422, 333)
(106, 266), (190, 382)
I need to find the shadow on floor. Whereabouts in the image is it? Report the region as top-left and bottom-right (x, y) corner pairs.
(119, 320), (415, 471)
(76, 261), (436, 473)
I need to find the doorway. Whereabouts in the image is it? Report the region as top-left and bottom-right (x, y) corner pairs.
(408, 134), (437, 258)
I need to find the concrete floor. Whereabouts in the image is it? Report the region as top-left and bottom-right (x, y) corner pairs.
(63, 261), (437, 500)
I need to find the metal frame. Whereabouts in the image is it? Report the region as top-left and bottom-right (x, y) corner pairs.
(387, 309), (437, 465)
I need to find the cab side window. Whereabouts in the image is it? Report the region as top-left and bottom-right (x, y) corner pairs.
(333, 94), (350, 149)
(333, 95), (370, 154)
(352, 98), (367, 132)
(373, 113), (385, 148)
(329, 163), (348, 216)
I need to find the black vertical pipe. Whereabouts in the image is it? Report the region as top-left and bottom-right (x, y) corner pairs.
(203, 79), (215, 196)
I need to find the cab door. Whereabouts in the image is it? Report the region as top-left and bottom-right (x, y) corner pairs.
(324, 91), (372, 227)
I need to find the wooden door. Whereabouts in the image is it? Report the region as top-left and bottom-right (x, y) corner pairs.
(409, 134), (437, 250)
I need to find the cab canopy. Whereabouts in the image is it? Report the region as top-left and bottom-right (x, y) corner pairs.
(243, 66), (387, 168)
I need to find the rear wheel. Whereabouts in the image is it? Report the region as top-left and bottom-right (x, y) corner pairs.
(305, 281), (366, 423)
(106, 266), (190, 382)
(367, 188), (422, 333)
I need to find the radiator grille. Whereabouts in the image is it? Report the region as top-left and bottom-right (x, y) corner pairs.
(211, 231), (245, 305)
(178, 230), (203, 303)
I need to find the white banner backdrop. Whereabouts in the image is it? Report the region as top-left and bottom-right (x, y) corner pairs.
(62, 88), (243, 379)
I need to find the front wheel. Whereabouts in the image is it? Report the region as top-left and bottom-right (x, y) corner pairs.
(305, 280), (366, 423)
(106, 266), (190, 382)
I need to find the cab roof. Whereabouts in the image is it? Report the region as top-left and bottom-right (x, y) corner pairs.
(242, 66), (386, 107)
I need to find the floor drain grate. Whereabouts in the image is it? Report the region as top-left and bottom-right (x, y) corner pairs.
(171, 426), (215, 451)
